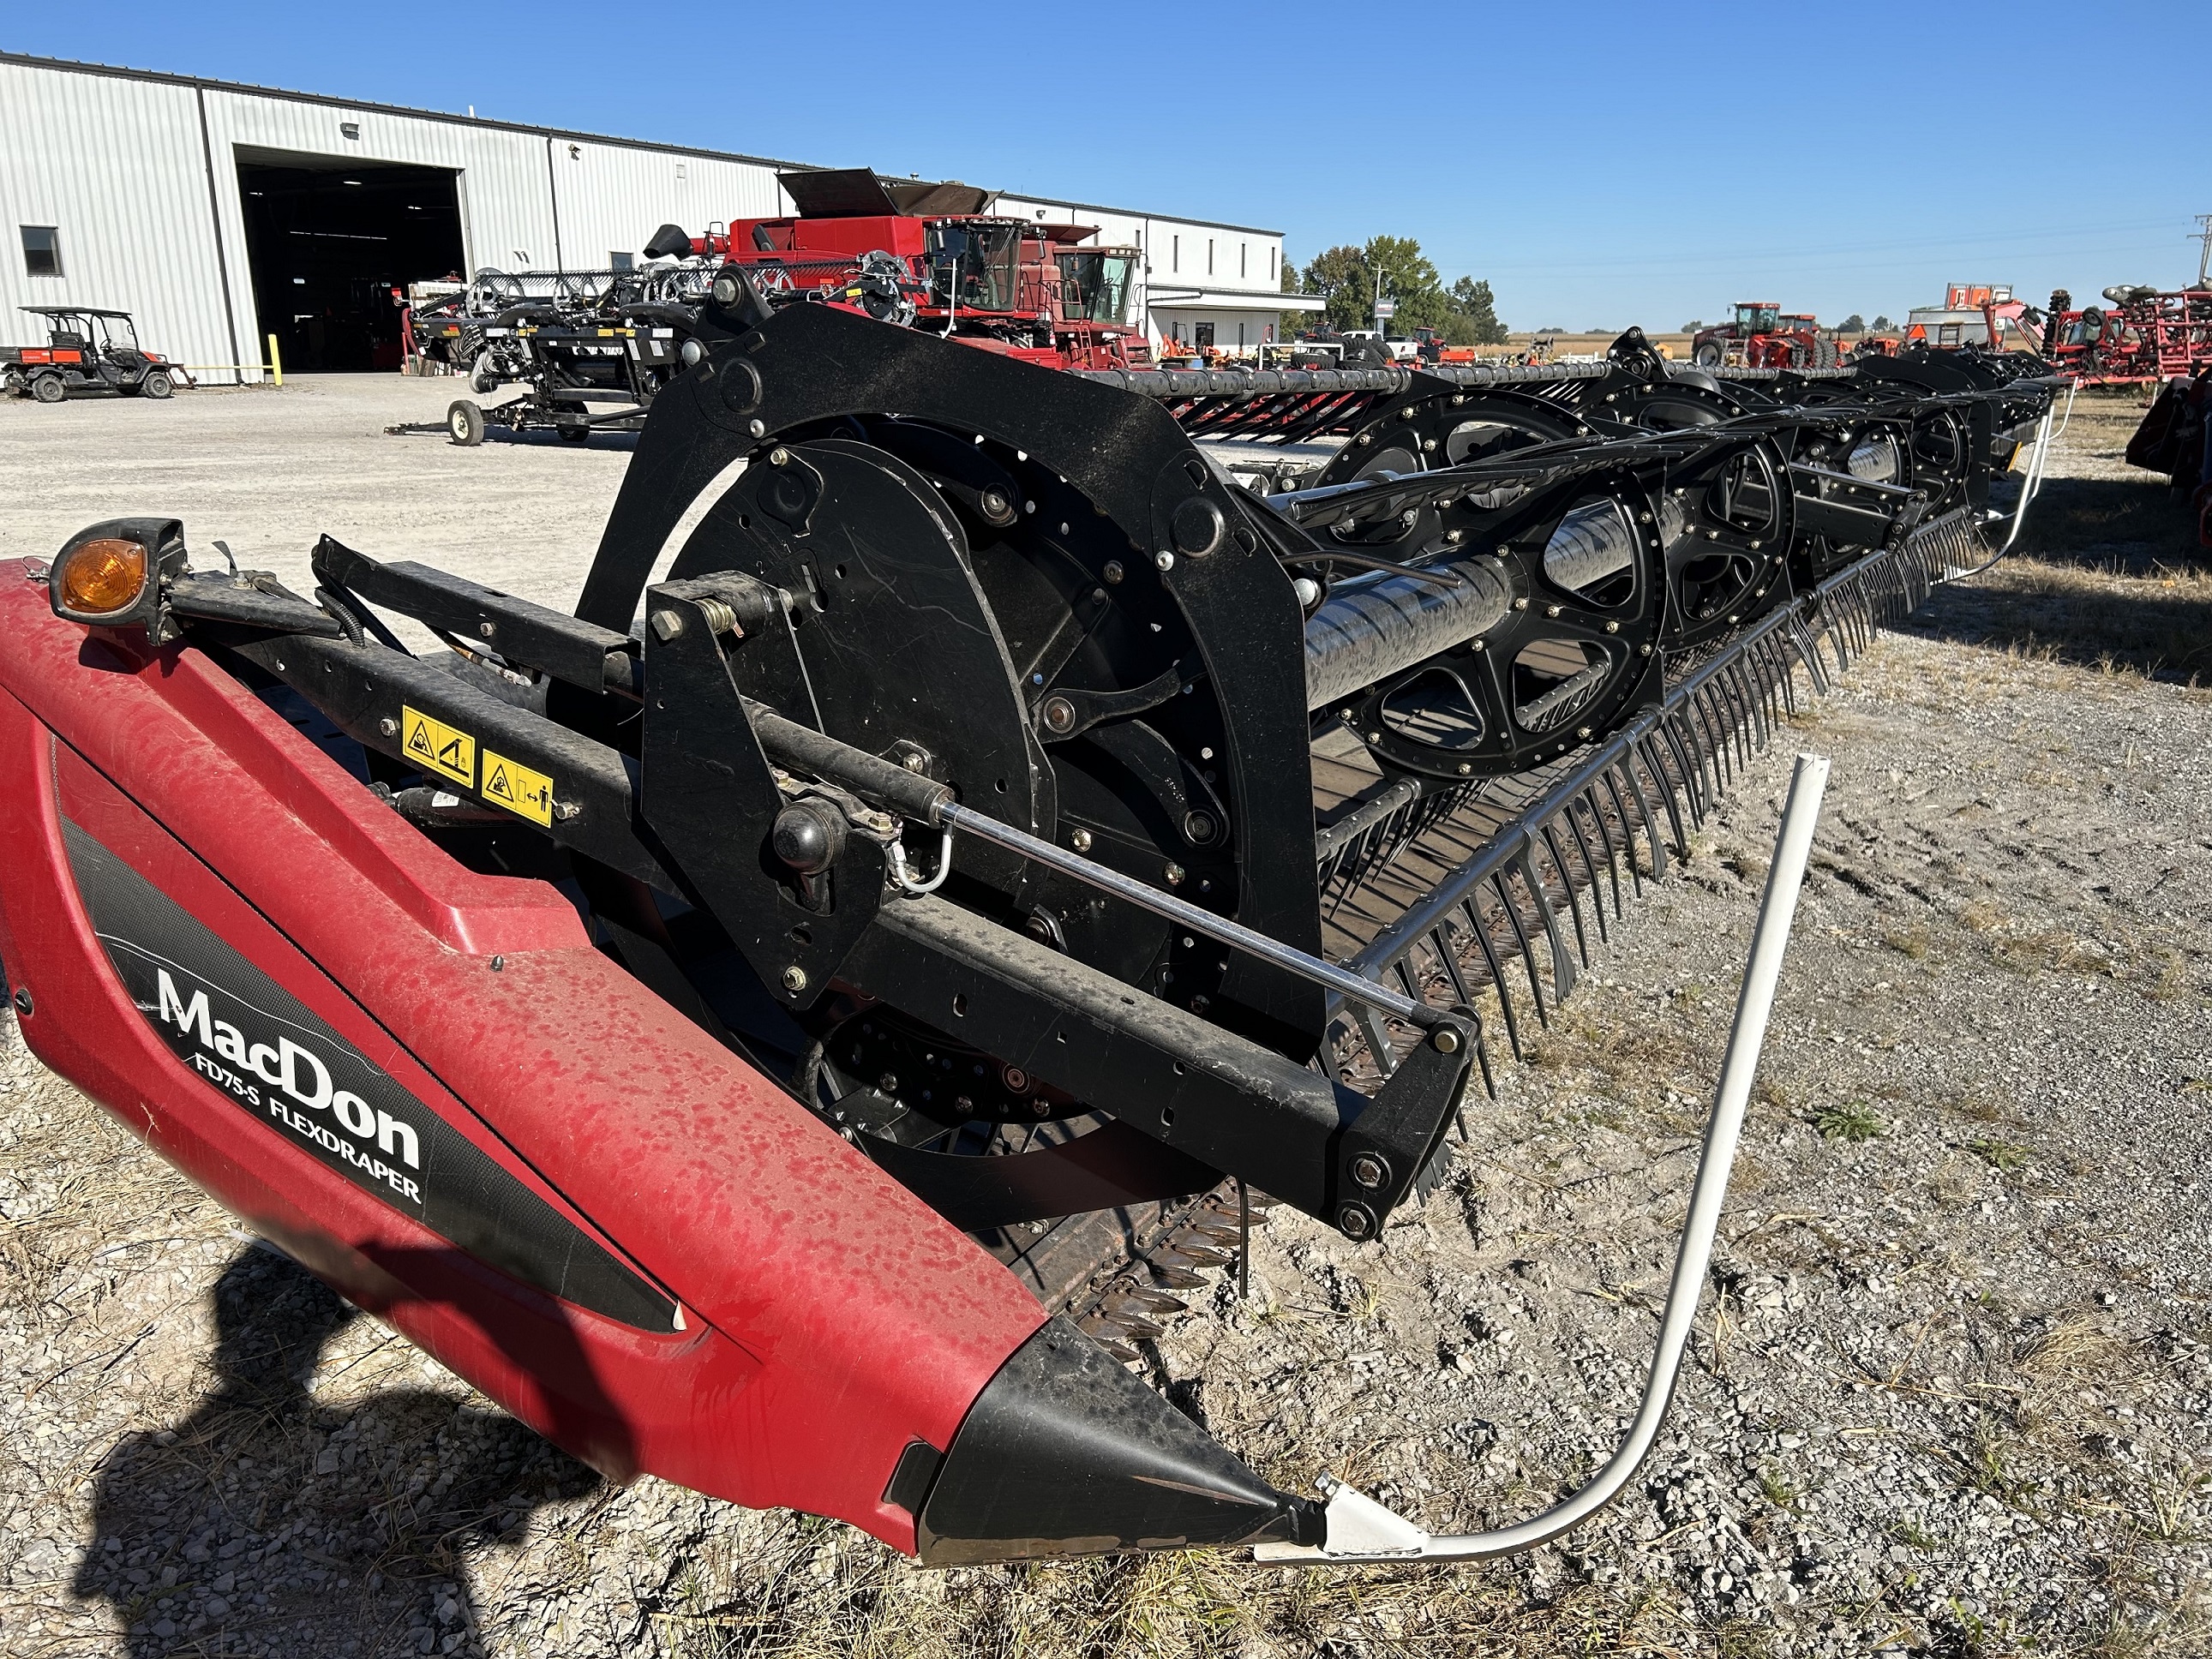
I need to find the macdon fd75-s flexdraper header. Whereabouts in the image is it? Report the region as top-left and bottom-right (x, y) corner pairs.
(0, 265), (2053, 1565)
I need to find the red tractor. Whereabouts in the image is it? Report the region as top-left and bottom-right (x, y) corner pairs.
(711, 170), (1149, 371)
(1690, 302), (1836, 369)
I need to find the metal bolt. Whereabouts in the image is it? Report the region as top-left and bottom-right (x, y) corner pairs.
(768, 446), (790, 466)
(1638, 510), (1653, 524)
(10, 986), (30, 1017)
(1748, 538), (1763, 549)
(1070, 828), (1092, 853)
(554, 800), (580, 821)
(781, 965), (808, 993)
(378, 716), (398, 737)
(1576, 726), (1592, 739)
(1513, 597), (1529, 610)
(1422, 439), (1436, 452)
(902, 752), (926, 773)
(650, 608), (686, 641)
(1041, 695), (1077, 734)
(1471, 638), (1486, 652)
(1349, 1153), (1388, 1190)
(1640, 643), (1655, 656)
(1162, 863), (1185, 887)
(1103, 560), (1124, 584)
(1604, 620), (1620, 633)
(1336, 1204), (1374, 1240)
(1002, 1065), (1030, 1092)
(477, 621), (495, 638)
(489, 955), (505, 971)
(746, 418), (765, 438)
(1154, 551), (1175, 572)
(1457, 762), (1472, 775)
(1545, 603), (1562, 618)
(1355, 434), (1371, 446)
(1431, 1026), (1461, 1054)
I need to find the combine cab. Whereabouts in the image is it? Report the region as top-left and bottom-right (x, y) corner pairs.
(0, 287), (2057, 1566)
(3, 307), (186, 403)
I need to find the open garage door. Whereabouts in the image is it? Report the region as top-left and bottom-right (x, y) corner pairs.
(238, 152), (464, 372)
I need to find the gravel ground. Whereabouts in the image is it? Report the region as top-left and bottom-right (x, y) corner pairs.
(0, 386), (2207, 1656)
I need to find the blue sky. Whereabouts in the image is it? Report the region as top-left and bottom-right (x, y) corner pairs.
(9, 1), (2209, 331)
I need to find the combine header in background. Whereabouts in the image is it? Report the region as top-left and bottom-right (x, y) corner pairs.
(397, 169), (1153, 446)
(399, 229), (724, 443)
(0, 272), (2056, 1566)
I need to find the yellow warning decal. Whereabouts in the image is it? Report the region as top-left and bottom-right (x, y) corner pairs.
(399, 705), (475, 789)
(481, 750), (554, 826)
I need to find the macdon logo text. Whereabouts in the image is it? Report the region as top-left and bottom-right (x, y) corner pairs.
(154, 968), (424, 1203)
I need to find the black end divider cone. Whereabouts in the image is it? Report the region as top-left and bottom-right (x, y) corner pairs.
(914, 1317), (1325, 1564)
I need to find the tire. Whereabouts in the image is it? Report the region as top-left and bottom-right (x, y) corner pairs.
(1814, 339), (1838, 369)
(557, 424), (590, 443)
(31, 374), (65, 404)
(447, 400), (486, 446)
(1692, 342), (1723, 368)
(141, 369), (174, 399)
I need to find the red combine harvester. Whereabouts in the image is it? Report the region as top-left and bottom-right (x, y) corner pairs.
(717, 168), (1149, 371)
(1690, 302), (1835, 369)
(2039, 284), (2212, 386)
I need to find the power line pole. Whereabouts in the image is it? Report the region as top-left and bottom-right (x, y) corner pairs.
(2193, 213), (2212, 289)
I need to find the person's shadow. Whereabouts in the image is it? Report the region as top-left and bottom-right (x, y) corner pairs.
(71, 1247), (600, 1657)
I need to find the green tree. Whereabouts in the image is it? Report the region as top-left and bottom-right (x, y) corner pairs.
(1838, 313), (1866, 332)
(1298, 243), (1376, 331)
(1870, 314), (1892, 331)
(1282, 237), (1506, 344)
(1443, 276), (1508, 344)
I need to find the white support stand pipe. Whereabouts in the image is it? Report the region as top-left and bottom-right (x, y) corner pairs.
(1256, 751), (1831, 1566)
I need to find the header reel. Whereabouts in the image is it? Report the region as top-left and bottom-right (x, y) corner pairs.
(26, 274), (2056, 1569)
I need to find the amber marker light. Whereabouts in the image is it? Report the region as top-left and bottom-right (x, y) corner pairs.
(55, 537), (148, 617)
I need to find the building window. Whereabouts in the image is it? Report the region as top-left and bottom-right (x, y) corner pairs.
(1172, 235), (1179, 273)
(1240, 243), (1247, 278)
(1207, 238), (1214, 275)
(1270, 247), (1278, 281)
(1195, 321), (1214, 349)
(611, 252), (635, 272)
(21, 225), (62, 278)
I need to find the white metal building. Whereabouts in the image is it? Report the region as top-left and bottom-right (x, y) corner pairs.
(994, 193), (1322, 354)
(1, 51), (1310, 381)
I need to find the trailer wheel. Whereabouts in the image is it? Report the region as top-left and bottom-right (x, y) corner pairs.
(141, 369), (175, 399)
(31, 374), (65, 404)
(1692, 342), (1722, 368)
(447, 400), (486, 446)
